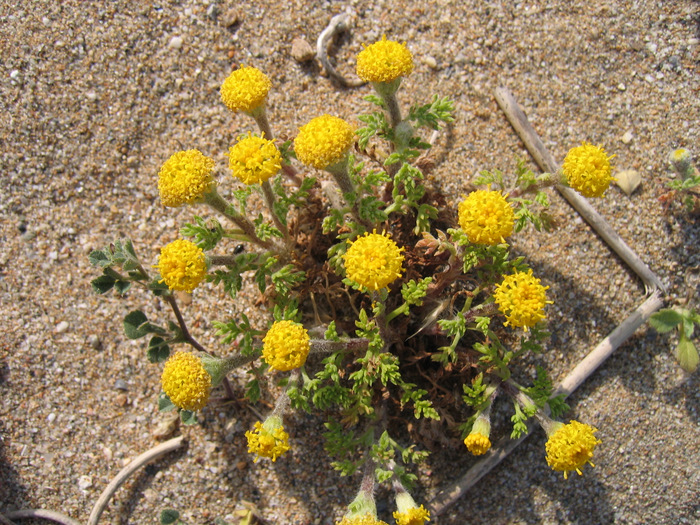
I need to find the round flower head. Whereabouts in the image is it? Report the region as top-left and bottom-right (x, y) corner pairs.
(337, 516), (389, 525)
(393, 506), (430, 525)
(158, 150), (215, 207)
(262, 320), (310, 371)
(220, 66), (271, 114)
(161, 351), (211, 411)
(458, 189), (514, 245)
(494, 269), (552, 331)
(464, 432), (491, 456)
(245, 417), (290, 462)
(545, 420), (602, 479)
(154, 239), (207, 293)
(356, 36), (414, 83)
(294, 114), (355, 170)
(228, 132), (281, 185)
(343, 231), (405, 291)
(562, 142), (615, 198)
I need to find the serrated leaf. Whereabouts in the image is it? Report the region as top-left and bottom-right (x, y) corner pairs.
(91, 275), (116, 294)
(160, 509), (180, 525)
(123, 310), (150, 339)
(88, 250), (111, 267)
(114, 280), (132, 295)
(649, 309), (684, 333)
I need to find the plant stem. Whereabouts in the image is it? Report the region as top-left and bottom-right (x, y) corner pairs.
(261, 180), (291, 246)
(163, 293), (207, 353)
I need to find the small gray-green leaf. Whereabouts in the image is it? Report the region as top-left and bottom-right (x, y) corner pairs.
(675, 337), (699, 373)
(123, 310), (150, 339)
(159, 508), (180, 525)
(148, 336), (170, 363)
(91, 275), (116, 294)
(158, 392), (176, 412)
(88, 250), (111, 267)
(648, 309), (684, 333)
(114, 280), (132, 295)
(180, 410), (198, 425)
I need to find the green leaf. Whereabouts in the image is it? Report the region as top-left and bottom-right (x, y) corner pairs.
(88, 250), (111, 267)
(147, 336), (170, 363)
(160, 509), (180, 525)
(675, 336), (699, 373)
(180, 410), (198, 425)
(114, 280), (132, 295)
(91, 275), (116, 294)
(123, 310), (150, 339)
(158, 392), (176, 412)
(649, 309), (684, 333)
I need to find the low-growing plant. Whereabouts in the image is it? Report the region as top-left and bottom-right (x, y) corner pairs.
(90, 37), (629, 524)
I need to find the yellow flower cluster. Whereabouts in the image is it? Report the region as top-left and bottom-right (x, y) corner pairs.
(220, 66), (271, 114)
(545, 420), (602, 479)
(458, 190), (514, 245)
(393, 506), (431, 525)
(228, 133), (281, 185)
(562, 142), (615, 198)
(161, 352), (211, 411)
(245, 419), (290, 462)
(343, 231), (405, 291)
(158, 150), (215, 207)
(494, 269), (551, 331)
(262, 320), (310, 371)
(294, 114), (355, 170)
(154, 239), (207, 293)
(356, 36), (414, 83)
(464, 432), (492, 456)
(337, 515), (388, 525)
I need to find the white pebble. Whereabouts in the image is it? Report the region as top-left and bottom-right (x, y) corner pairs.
(621, 130), (633, 144)
(423, 55), (438, 69)
(617, 82), (626, 91)
(55, 321), (69, 334)
(10, 70), (20, 80)
(77, 475), (92, 491)
(47, 412), (56, 423)
(169, 36), (184, 49)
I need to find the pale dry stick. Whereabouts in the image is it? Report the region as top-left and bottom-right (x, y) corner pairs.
(316, 13), (365, 88)
(2, 509), (80, 525)
(494, 86), (666, 293)
(87, 435), (185, 525)
(429, 290), (664, 516)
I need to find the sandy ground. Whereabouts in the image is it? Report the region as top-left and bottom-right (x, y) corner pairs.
(1, 1), (699, 524)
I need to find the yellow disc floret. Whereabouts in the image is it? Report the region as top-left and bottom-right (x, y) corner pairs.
(245, 418), (290, 462)
(154, 239), (207, 293)
(161, 351), (211, 411)
(343, 231), (405, 291)
(357, 36), (414, 83)
(494, 269), (551, 331)
(158, 150), (215, 207)
(337, 515), (389, 525)
(545, 420), (602, 479)
(262, 320), (311, 371)
(228, 132), (281, 185)
(562, 142), (615, 198)
(464, 432), (492, 456)
(294, 114), (355, 170)
(458, 190), (514, 245)
(393, 506), (431, 525)
(220, 66), (271, 114)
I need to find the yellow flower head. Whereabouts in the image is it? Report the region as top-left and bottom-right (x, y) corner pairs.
(393, 506), (431, 525)
(464, 432), (492, 456)
(494, 269), (551, 331)
(262, 320), (311, 371)
(458, 190), (514, 245)
(158, 150), (215, 207)
(357, 36), (414, 83)
(294, 114), (355, 170)
(161, 351), (211, 411)
(220, 66), (271, 114)
(337, 515), (389, 525)
(154, 239), (207, 293)
(245, 417), (290, 462)
(343, 231), (405, 291)
(562, 142), (615, 198)
(545, 420), (602, 479)
(228, 132), (281, 185)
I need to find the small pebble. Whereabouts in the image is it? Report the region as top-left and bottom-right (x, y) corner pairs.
(423, 55), (438, 69)
(113, 379), (128, 391)
(77, 475), (92, 491)
(168, 36), (184, 50)
(47, 412), (56, 423)
(87, 334), (102, 350)
(291, 37), (315, 63)
(621, 130), (634, 144)
(55, 321), (69, 334)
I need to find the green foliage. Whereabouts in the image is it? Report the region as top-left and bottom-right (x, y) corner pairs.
(650, 308), (699, 372)
(159, 509), (180, 525)
(180, 216), (223, 250)
(407, 95), (455, 130)
(213, 313), (262, 356)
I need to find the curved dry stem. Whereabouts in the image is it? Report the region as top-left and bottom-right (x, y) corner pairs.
(87, 435), (185, 525)
(3, 509), (80, 525)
